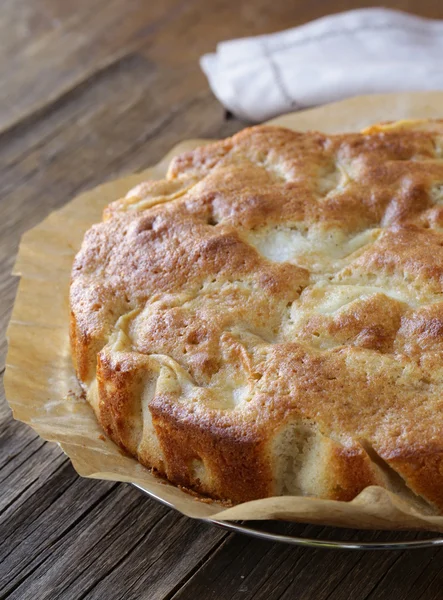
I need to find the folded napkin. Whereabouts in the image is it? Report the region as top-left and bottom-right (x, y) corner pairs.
(200, 8), (443, 122)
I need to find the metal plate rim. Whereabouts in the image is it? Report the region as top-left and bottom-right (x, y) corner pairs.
(132, 484), (443, 551)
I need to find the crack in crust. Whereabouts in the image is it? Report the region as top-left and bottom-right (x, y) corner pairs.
(71, 120), (443, 511)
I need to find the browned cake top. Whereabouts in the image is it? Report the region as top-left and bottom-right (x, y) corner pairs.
(71, 120), (443, 509)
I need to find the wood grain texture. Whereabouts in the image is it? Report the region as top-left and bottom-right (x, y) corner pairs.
(1, 1), (443, 598)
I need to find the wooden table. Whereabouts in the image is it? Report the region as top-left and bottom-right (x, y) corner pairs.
(2, 1), (443, 598)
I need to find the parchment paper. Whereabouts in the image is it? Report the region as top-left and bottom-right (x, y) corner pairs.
(6, 92), (443, 531)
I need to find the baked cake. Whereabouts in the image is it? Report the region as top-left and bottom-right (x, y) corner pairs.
(70, 119), (443, 511)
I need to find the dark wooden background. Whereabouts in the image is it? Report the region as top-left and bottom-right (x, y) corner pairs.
(2, 1), (443, 598)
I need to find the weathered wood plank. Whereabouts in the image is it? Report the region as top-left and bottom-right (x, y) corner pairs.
(0, 475), (228, 600)
(171, 526), (442, 600)
(362, 547), (439, 600)
(0, 439), (65, 517)
(0, 59), (242, 270)
(0, 0), (184, 133)
(2, 1), (443, 599)
(0, 465), (117, 595)
(415, 560), (443, 600)
(2, 0), (441, 136)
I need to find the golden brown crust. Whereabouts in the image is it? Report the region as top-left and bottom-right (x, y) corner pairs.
(71, 120), (443, 511)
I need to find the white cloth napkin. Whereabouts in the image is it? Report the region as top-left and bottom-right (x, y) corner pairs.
(200, 8), (443, 122)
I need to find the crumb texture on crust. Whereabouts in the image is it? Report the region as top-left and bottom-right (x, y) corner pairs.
(71, 120), (443, 511)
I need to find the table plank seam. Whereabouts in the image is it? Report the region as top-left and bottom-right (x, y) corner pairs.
(164, 531), (232, 600)
(395, 553), (439, 598)
(321, 552), (367, 600)
(416, 557), (443, 599)
(319, 530), (437, 600)
(0, 53), (151, 173)
(0, 453), (68, 524)
(74, 507), (173, 600)
(0, 53), (144, 143)
(92, 92), (211, 177)
(0, 459), (75, 565)
(124, 512), (202, 596)
(363, 530), (439, 600)
(277, 528), (428, 600)
(360, 552), (405, 600)
(0, 417), (36, 446)
(237, 524), (323, 600)
(6, 91), (210, 223)
(271, 553), (322, 600)
(3, 84), (200, 229)
(53, 490), (168, 599)
(0, 469), (49, 520)
(0, 482), (120, 598)
(0, 439), (47, 485)
(0, 431), (40, 470)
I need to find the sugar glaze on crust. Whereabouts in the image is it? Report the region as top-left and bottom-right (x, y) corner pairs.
(70, 120), (443, 511)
